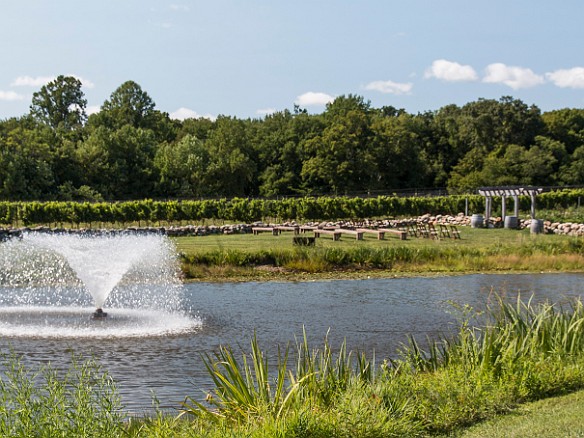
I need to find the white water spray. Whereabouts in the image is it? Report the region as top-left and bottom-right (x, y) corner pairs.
(0, 232), (201, 338)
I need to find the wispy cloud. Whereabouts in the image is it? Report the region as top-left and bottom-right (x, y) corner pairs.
(546, 67), (584, 89)
(74, 75), (95, 89)
(295, 92), (335, 106)
(0, 90), (24, 101)
(11, 74), (95, 89)
(86, 105), (101, 116)
(483, 63), (544, 89)
(256, 108), (277, 116)
(11, 75), (54, 87)
(170, 107), (216, 121)
(364, 80), (413, 95)
(424, 59), (478, 82)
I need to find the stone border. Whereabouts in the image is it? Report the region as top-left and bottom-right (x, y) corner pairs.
(1, 214), (581, 238)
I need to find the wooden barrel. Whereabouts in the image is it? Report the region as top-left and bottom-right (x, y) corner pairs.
(470, 214), (484, 228)
(504, 216), (518, 229)
(530, 219), (544, 234)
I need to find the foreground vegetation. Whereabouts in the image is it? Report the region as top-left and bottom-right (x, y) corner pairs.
(4, 296), (584, 436)
(176, 228), (584, 281)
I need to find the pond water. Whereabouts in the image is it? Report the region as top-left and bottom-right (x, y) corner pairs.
(2, 273), (584, 412)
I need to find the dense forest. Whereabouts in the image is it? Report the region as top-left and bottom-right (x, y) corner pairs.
(1, 75), (584, 202)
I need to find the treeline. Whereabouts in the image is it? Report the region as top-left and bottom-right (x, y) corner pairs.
(3, 189), (584, 227)
(2, 76), (584, 202)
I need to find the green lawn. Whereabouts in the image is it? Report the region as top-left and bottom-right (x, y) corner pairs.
(174, 227), (547, 255)
(445, 389), (584, 437)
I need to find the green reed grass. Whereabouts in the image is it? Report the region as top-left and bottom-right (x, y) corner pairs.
(180, 329), (376, 425)
(0, 353), (124, 437)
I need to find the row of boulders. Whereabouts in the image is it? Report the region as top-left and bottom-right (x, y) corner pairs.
(1, 214), (583, 237)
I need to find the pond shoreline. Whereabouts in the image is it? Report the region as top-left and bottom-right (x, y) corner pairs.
(182, 266), (584, 283)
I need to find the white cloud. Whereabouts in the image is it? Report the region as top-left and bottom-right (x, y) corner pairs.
(0, 90), (24, 101)
(256, 108), (277, 116)
(11, 75), (54, 87)
(364, 80), (413, 95)
(546, 67), (584, 89)
(483, 63), (544, 89)
(295, 91), (335, 106)
(73, 75), (95, 89)
(170, 107), (216, 121)
(11, 74), (95, 89)
(424, 59), (478, 82)
(86, 105), (101, 116)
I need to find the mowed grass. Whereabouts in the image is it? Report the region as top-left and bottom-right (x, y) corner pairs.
(174, 227), (567, 253)
(446, 389), (584, 437)
(173, 227), (584, 280)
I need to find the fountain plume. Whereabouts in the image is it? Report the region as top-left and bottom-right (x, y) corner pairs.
(0, 232), (200, 338)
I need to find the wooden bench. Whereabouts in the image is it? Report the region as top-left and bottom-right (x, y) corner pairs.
(336, 229), (364, 241)
(300, 225), (317, 233)
(314, 229), (341, 241)
(356, 228), (386, 240)
(251, 227), (279, 236)
(275, 226), (300, 235)
(378, 228), (408, 240)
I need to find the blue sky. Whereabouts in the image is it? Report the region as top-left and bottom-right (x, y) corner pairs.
(1, 0), (583, 121)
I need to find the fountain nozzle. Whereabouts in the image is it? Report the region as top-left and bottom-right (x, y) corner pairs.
(92, 308), (108, 319)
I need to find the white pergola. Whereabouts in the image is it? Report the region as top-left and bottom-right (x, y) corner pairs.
(478, 186), (543, 224)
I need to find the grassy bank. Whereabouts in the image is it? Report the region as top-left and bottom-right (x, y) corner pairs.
(4, 296), (584, 436)
(175, 228), (584, 281)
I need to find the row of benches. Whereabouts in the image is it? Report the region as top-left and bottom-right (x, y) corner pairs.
(252, 226), (407, 241)
(251, 223), (462, 241)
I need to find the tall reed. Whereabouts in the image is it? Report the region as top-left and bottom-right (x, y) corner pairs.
(181, 329), (375, 423)
(0, 353), (124, 437)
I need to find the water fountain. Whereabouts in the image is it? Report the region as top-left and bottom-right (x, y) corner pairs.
(0, 232), (201, 338)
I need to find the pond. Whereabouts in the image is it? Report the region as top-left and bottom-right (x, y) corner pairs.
(2, 273), (584, 412)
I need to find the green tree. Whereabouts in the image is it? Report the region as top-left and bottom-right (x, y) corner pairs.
(369, 111), (430, 190)
(205, 116), (256, 196)
(560, 145), (584, 184)
(249, 110), (305, 197)
(154, 134), (210, 198)
(542, 108), (584, 154)
(77, 125), (157, 199)
(30, 75), (87, 132)
(301, 95), (375, 194)
(0, 124), (55, 200)
(96, 80), (156, 129)
(88, 80), (176, 141)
